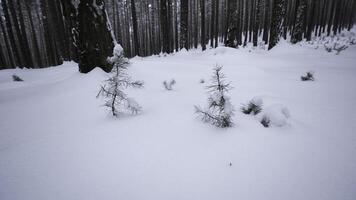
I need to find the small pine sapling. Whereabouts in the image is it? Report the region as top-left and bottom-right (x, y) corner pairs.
(195, 65), (234, 128)
(301, 71), (315, 81)
(163, 79), (176, 90)
(260, 115), (271, 127)
(333, 43), (348, 55)
(97, 44), (144, 116)
(12, 74), (23, 82)
(241, 97), (263, 115)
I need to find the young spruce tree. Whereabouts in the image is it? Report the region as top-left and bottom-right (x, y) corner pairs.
(195, 65), (234, 128)
(97, 44), (144, 116)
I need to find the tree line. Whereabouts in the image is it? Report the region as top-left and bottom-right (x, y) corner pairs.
(0, 0), (355, 70)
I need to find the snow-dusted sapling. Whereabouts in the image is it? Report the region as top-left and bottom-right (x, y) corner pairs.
(195, 65), (234, 128)
(97, 44), (144, 116)
(163, 79), (176, 90)
(260, 116), (271, 127)
(241, 97), (263, 115)
(324, 42), (348, 55)
(333, 43), (348, 55)
(12, 74), (23, 82)
(301, 71), (315, 81)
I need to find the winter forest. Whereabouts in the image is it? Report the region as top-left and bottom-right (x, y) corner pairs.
(1, 0), (356, 200)
(0, 0), (355, 70)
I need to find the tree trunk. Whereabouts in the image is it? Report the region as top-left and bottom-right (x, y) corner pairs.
(77, 0), (114, 73)
(268, 0), (285, 50)
(131, 0), (140, 56)
(200, 0), (206, 50)
(180, 0), (189, 50)
(291, 0), (307, 43)
(226, 0), (238, 47)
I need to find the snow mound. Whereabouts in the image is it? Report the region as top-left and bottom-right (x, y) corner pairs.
(259, 104), (291, 127)
(251, 96), (263, 107)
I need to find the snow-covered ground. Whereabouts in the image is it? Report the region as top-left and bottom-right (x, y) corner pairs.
(1, 42), (356, 200)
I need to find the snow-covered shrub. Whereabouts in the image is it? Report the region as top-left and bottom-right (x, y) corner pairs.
(97, 44), (144, 116)
(301, 71), (315, 81)
(324, 43), (333, 52)
(349, 37), (356, 45)
(199, 79), (205, 84)
(333, 43), (348, 55)
(322, 37), (349, 55)
(12, 74), (23, 82)
(241, 97), (263, 115)
(302, 30), (354, 54)
(163, 79), (176, 90)
(195, 65), (234, 128)
(259, 104), (290, 128)
(260, 116), (271, 127)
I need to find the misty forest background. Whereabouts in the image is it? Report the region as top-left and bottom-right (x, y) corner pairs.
(0, 0), (355, 72)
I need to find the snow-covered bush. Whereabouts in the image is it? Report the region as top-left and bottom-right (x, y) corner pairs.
(195, 65), (234, 128)
(163, 79), (176, 90)
(259, 104), (290, 128)
(199, 79), (205, 84)
(97, 44), (144, 116)
(333, 43), (348, 55)
(241, 97), (263, 115)
(323, 43), (333, 52)
(12, 74), (23, 82)
(303, 31), (355, 54)
(301, 71), (315, 81)
(260, 116), (271, 127)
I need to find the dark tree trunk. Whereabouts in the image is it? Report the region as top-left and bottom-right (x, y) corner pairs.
(263, 0), (270, 44)
(0, 9), (15, 67)
(77, 0), (114, 73)
(210, 0), (216, 48)
(291, 0), (307, 43)
(25, 2), (42, 67)
(215, 0), (219, 48)
(16, 0), (34, 68)
(160, 0), (169, 53)
(2, 0), (23, 67)
(200, 0), (206, 50)
(268, 0), (285, 50)
(253, 0), (261, 46)
(306, 0), (316, 41)
(62, 0), (79, 62)
(180, 0), (189, 50)
(131, 0), (140, 56)
(226, 0), (238, 47)
(243, 0), (248, 46)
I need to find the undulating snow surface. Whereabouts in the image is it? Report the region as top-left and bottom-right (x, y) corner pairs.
(1, 43), (356, 200)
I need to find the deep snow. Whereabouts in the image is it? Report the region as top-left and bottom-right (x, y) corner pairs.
(1, 42), (356, 200)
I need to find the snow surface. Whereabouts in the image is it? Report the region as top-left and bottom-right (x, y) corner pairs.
(1, 42), (356, 200)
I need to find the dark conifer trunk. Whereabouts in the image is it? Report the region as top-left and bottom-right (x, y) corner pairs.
(263, 0), (270, 44)
(77, 0), (114, 73)
(180, 0), (189, 50)
(226, 0), (238, 47)
(253, 0), (261, 46)
(291, 0), (307, 43)
(268, 0), (285, 50)
(160, 0), (169, 53)
(131, 0), (140, 56)
(200, 0), (206, 51)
